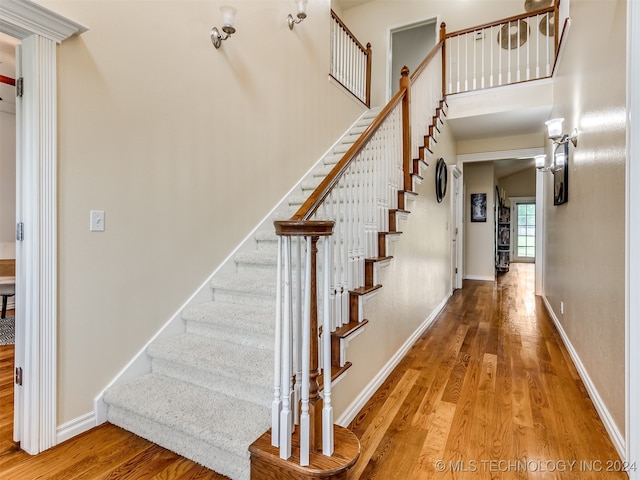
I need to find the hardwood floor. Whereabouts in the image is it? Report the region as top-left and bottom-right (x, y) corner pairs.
(348, 263), (628, 479)
(0, 266), (629, 479)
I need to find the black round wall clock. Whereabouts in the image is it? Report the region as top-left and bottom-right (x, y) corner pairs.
(435, 157), (448, 203)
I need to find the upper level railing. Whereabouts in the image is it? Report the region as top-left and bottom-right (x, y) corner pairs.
(443, 0), (567, 95)
(330, 10), (372, 107)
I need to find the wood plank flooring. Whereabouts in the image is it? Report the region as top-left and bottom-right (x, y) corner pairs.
(0, 265), (629, 479)
(348, 263), (628, 479)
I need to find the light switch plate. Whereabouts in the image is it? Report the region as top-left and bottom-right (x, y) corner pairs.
(90, 210), (105, 232)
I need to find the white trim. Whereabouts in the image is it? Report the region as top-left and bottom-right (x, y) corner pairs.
(463, 274), (495, 282)
(452, 166), (463, 290)
(386, 15), (440, 103)
(0, 0), (87, 43)
(535, 168), (544, 295)
(1, 0), (87, 455)
(627, 0), (640, 475)
(542, 295), (625, 458)
(336, 293), (451, 427)
(56, 412), (95, 445)
(457, 147), (545, 164)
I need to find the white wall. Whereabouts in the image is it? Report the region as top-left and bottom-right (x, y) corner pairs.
(37, 0), (365, 425)
(543, 0), (627, 441)
(463, 162), (495, 280)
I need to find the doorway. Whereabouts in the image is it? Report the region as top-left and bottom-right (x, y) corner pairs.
(0, 0), (85, 455)
(511, 197), (536, 263)
(388, 17), (438, 100)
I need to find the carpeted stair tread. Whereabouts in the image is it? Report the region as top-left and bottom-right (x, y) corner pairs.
(183, 302), (274, 335)
(234, 250), (278, 268)
(105, 373), (269, 478)
(148, 333), (273, 386)
(211, 272), (277, 298)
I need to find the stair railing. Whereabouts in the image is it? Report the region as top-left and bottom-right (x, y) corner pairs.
(272, 40), (445, 466)
(443, 0), (567, 95)
(330, 10), (372, 107)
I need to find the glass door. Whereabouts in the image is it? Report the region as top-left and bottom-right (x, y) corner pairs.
(514, 202), (536, 262)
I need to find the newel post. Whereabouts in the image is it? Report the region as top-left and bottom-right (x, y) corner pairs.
(440, 22), (447, 98)
(400, 66), (412, 192)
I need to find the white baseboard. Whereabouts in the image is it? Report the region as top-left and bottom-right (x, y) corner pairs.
(464, 274), (495, 281)
(541, 295), (626, 459)
(56, 412), (96, 445)
(336, 292), (451, 427)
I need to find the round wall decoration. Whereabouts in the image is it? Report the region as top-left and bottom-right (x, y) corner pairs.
(539, 14), (555, 36)
(524, 0), (553, 12)
(435, 158), (448, 203)
(497, 20), (530, 49)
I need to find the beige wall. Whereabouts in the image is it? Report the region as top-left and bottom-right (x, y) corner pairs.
(0, 110), (15, 254)
(463, 162), (495, 280)
(38, 0), (365, 424)
(339, 0), (524, 106)
(499, 167), (536, 200)
(333, 119), (455, 416)
(543, 0), (626, 435)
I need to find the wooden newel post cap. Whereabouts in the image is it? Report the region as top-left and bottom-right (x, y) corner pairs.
(400, 66), (410, 77)
(274, 220), (335, 237)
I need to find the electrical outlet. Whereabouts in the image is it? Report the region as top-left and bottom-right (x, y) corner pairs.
(90, 210), (105, 232)
(560, 301), (564, 315)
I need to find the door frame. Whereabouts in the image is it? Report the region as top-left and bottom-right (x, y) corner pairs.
(451, 166), (463, 290)
(386, 15), (439, 101)
(0, 0), (86, 454)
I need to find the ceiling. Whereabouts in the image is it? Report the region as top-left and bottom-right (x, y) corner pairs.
(334, 0), (375, 10)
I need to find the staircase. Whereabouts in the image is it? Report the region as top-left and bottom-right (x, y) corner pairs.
(103, 107), (381, 480)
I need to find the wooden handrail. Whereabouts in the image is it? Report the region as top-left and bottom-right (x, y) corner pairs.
(296, 38), (445, 222)
(291, 80), (409, 221)
(445, 5), (555, 38)
(0, 75), (15, 86)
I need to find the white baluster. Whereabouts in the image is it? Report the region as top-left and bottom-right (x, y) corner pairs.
(299, 236), (312, 467)
(322, 235), (334, 455)
(279, 236), (292, 460)
(272, 236), (283, 447)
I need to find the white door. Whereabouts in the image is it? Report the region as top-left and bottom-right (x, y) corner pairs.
(451, 167), (462, 289)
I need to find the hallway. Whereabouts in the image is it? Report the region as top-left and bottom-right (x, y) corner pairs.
(348, 263), (628, 479)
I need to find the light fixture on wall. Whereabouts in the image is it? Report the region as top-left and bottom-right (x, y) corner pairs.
(534, 153), (565, 173)
(211, 6), (237, 49)
(288, 0), (308, 30)
(545, 117), (578, 147)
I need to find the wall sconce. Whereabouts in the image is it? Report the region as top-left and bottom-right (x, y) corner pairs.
(545, 117), (578, 147)
(535, 154), (564, 173)
(288, 0), (308, 30)
(211, 6), (237, 49)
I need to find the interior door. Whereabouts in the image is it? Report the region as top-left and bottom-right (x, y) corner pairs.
(512, 198), (536, 263)
(389, 18), (438, 99)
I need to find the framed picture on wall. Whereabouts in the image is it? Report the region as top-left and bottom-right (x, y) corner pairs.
(470, 193), (487, 222)
(553, 141), (569, 205)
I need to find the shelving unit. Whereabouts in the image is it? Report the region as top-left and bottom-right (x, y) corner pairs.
(496, 204), (510, 272)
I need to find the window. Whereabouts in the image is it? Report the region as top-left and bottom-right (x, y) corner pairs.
(516, 203), (536, 258)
